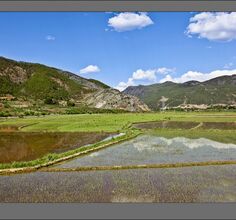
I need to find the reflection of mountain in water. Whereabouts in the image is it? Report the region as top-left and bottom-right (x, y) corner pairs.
(0, 132), (112, 163)
(56, 134), (236, 168)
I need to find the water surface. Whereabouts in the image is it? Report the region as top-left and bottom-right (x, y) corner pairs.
(1, 165), (236, 202)
(0, 132), (114, 163)
(56, 134), (236, 168)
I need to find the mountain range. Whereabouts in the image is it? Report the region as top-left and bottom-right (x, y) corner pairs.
(1, 56), (235, 114)
(124, 75), (236, 110)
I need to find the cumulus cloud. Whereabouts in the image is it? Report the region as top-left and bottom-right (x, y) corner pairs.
(159, 69), (236, 83)
(116, 78), (135, 91)
(159, 74), (174, 83)
(186, 12), (236, 41)
(132, 69), (157, 81)
(117, 67), (236, 90)
(115, 67), (175, 91)
(79, 65), (100, 74)
(108, 12), (154, 32)
(46, 35), (56, 41)
(156, 67), (176, 75)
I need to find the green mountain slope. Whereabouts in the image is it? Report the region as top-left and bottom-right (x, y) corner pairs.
(87, 79), (110, 89)
(123, 75), (236, 110)
(0, 57), (95, 100)
(0, 56), (150, 114)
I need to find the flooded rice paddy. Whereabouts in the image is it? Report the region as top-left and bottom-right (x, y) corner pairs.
(56, 134), (236, 168)
(0, 132), (114, 163)
(133, 121), (236, 130)
(0, 120), (236, 203)
(0, 125), (19, 132)
(1, 165), (236, 202)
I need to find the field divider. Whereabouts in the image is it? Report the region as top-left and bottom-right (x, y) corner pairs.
(0, 130), (141, 175)
(190, 122), (203, 130)
(18, 122), (39, 130)
(41, 160), (236, 172)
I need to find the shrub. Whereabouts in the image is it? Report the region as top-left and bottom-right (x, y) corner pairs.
(0, 111), (11, 117)
(67, 101), (75, 107)
(44, 97), (57, 105)
(24, 110), (35, 116)
(3, 102), (10, 108)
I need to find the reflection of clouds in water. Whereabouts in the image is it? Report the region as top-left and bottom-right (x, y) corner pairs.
(131, 136), (236, 152)
(89, 152), (100, 157)
(132, 136), (169, 152)
(132, 141), (155, 152)
(102, 133), (126, 142)
(56, 134), (236, 169)
(156, 137), (236, 150)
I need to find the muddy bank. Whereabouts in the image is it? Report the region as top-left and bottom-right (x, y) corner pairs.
(133, 121), (236, 130)
(201, 122), (236, 130)
(0, 125), (19, 132)
(0, 132), (114, 163)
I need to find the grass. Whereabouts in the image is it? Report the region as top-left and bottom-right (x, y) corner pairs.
(0, 111), (235, 171)
(42, 160), (236, 172)
(0, 111), (235, 132)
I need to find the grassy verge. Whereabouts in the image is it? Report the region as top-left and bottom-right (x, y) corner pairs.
(0, 112), (235, 173)
(42, 160), (236, 172)
(0, 129), (141, 174)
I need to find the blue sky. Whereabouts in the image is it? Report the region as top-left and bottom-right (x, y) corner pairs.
(0, 12), (236, 90)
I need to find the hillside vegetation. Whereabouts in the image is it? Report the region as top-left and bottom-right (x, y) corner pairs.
(124, 75), (236, 110)
(0, 56), (149, 116)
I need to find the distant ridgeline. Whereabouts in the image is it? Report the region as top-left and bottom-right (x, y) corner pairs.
(0, 56), (235, 116)
(123, 75), (236, 111)
(0, 56), (150, 116)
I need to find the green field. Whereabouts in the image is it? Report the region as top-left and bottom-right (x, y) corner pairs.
(0, 112), (236, 132)
(0, 111), (235, 171)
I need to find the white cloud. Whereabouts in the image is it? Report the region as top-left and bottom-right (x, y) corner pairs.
(46, 35), (56, 41)
(186, 12), (236, 41)
(159, 74), (174, 83)
(160, 69), (236, 83)
(132, 69), (157, 81)
(115, 67), (175, 91)
(156, 67), (176, 75)
(117, 67), (236, 91)
(115, 78), (135, 91)
(79, 65), (100, 74)
(132, 67), (175, 81)
(108, 12), (154, 32)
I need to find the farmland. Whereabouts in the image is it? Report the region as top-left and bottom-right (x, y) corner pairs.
(0, 111), (236, 202)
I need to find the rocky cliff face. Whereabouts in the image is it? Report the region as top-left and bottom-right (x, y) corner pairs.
(84, 88), (150, 112)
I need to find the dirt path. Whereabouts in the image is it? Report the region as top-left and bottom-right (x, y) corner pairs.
(41, 160), (236, 172)
(190, 122), (203, 130)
